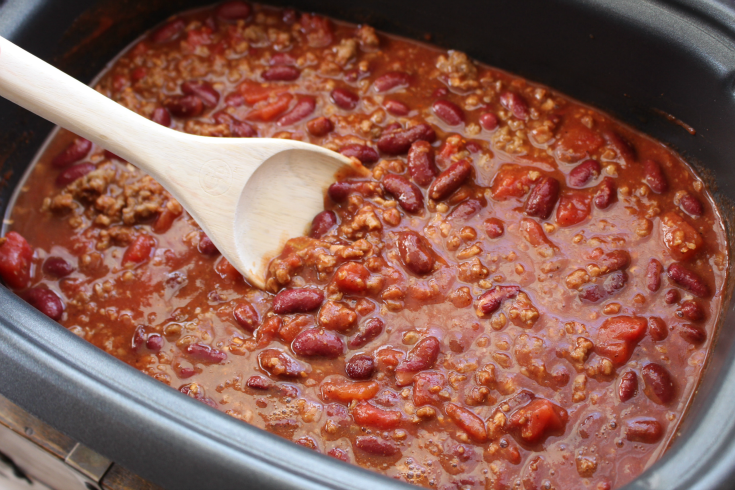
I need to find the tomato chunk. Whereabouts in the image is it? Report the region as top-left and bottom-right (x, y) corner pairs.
(595, 316), (647, 366)
(508, 398), (568, 444)
(660, 211), (703, 261)
(0, 232), (33, 290)
(122, 235), (156, 266)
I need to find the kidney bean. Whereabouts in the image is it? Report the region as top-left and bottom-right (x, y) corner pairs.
(667, 263), (709, 298)
(259, 348), (310, 377)
(642, 363), (676, 405)
(378, 123), (436, 155)
(601, 129), (636, 163)
(246, 375), (272, 390)
(397, 231), (435, 275)
(328, 181), (362, 202)
(269, 53), (296, 66)
(395, 336), (441, 385)
(132, 325), (146, 350)
(603, 271), (628, 295)
(625, 418), (663, 444)
(103, 150), (124, 161)
(407, 140), (438, 186)
(299, 13), (334, 47)
(445, 403), (488, 443)
(355, 436), (398, 456)
(292, 328), (344, 358)
(373, 71), (411, 93)
(273, 288), (324, 314)
(198, 235), (219, 256)
(346, 354), (375, 380)
(145, 334), (163, 352)
(479, 112), (499, 131)
(568, 159), (601, 187)
(678, 323), (707, 344)
(525, 177), (560, 220)
(185, 343), (227, 364)
(349, 318), (384, 348)
(216, 1), (251, 20)
(51, 138), (92, 168)
(596, 316), (647, 366)
(307, 116), (333, 137)
(556, 191), (592, 226)
(448, 199), (483, 222)
(23, 288), (64, 320)
(578, 284), (604, 303)
(331, 88), (359, 110)
(432, 99), (464, 126)
(594, 177), (617, 209)
(499, 91), (529, 120)
(646, 259), (663, 292)
(233, 301), (259, 331)
(484, 218), (504, 238)
(428, 159), (472, 201)
(0, 232), (33, 290)
(340, 144), (379, 165)
(618, 371), (638, 402)
(150, 18), (186, 43)
(679, 300), (704, 322)
(327, 448), (349, 462)
(476, 286), (520, 317)
(181, 80), (219, 108)
(151, 107), (172, 127)
(333, 262), (371, 294)
(679, 193), (704, 217)
(55, 162), (95, 187)
(644, 159), (668, 193)
(309, 210), (337, 238)
(278, 97), (316, 126)
(262, 65), (300, 81)
(179, 384), (218, 409)
(648, 317), (668, 341)
(384, 99), (409, 116)
(165, 95), (204, 118)
(383, 174), (424, 213)
(122, 235), (156, 266)
(42, 257), (73, 278)
(600, 250), (630, 274)
(664, 290), (680, 305)
(352, 401), (401, 429)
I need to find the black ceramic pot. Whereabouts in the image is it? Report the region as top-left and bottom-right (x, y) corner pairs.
(0, 1), (734, 489)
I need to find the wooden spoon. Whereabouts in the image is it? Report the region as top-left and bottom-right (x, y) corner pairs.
(0, 37), (362, 289)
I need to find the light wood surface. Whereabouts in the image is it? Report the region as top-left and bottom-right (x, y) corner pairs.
(0, 37), (361, 289)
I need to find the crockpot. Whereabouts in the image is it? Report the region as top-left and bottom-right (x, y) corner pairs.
(1, 0), (734, 489)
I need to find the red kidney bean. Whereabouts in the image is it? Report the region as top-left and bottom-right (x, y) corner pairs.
(309, 210), (337, 238)
(246, 375), (272, 390)
(625, 418), (663, 444)
(355, 436), (398, 456)
(479, 112), (499, 131)
(395, 336), (441, 385)
(224, 92), (245, 107)
(327, 180), (369, 202)
(307, 116), (333, 137)
(568, 159), (601, 187)
(445, 403), (488, 443)
(594, 177), (617, 209)
(51, 138), (92, 168)
(216, 1), (252, 20)
(331, 88), (359, 110)
(42, 257), (73, 278)
(618, 371), (638, 402)
(146, 334), (163, 352)
(278, 97), (315, 126)
(151, 107), (172, 127)
(292, 328), (344, 358)
(185, 343), (227, 364)
(397, 231), (435, 275)
(648, 317), (668, 341)
(352, 401), (402, 429)
(579, 284), (605, 303)
(165, 95), (204, 118)
(525, 176), (560, 220)
(231, 120), (256, 137)
(373, 71), (411, 93)
(642, 363), (675, 405)
(448, 199), (483, 222)
(384, 99), (409, 116)
(262, 65), (300, 81)
(150, 18), (186, 43)
(407, 140), (437, 186)
(646, 259), (663, 292)
(377, 123), (436, 155)
(484, 218), (504, 238)
(345, 354), (375, 380)
(476, 285), (520, 317)
(258, 348), (310, 377)
(428, 159), (472, 201)
(133, 326), (147, 350)
(179, 384), (218, 409)
(680, 300), (705, 322)
(603, 270), (628, 295)
(327, 448), (349, 462)
(24, 287), (64, 320)
(432, 99), (464, 126)
(678, 323), (707, 344)
(499, 91), (529, 120)
(383, 174), (424, 213)
(233, 301), (259, 331)
(55, 162), (95, 187)
(270, 53), (296, 66)
(349, 318), (384, 349)
(602, 129), (636, 163)
(665, 289), (681, 304)
(644, 159), (668, 193)
(340, 144), (379, 164)
(667, 263), (709, 297)
(273, 288), (324, 314)
(601, 250), (630, 274)
(181, 80), (219, 108)
(198, 235), (219, 255)
(679, 193), (704, 217)
(432, 86), (449, 98)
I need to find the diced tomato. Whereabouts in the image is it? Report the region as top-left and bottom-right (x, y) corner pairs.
(555, 121), (604, 162)
(491, 165), (541, 200)
(555, 191), (592, 227)
(508, 398), (568, 444)
(245, 93), (293, 122)
(595, 316), (647, 366)
(660, 211), (703, 261)
(351, 401), (402, 429)
(122, 235), (156, 266)
(185, 26), (213, 48)
(0, 232), (33, 290)
(413, 371), (446, 407)
(238, 81), (292, 105)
